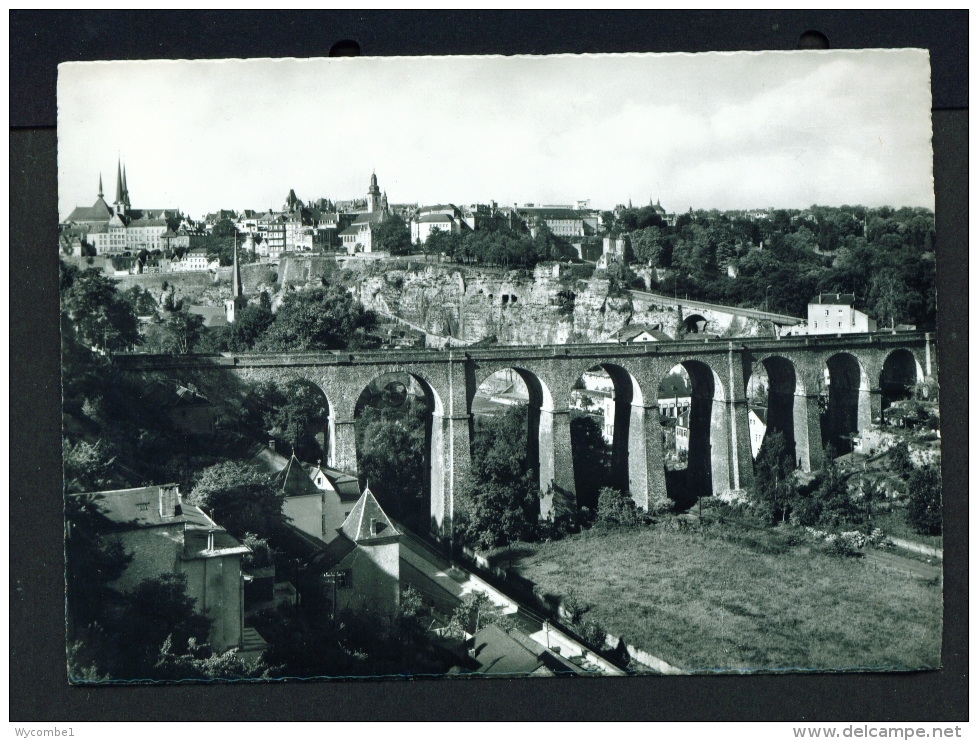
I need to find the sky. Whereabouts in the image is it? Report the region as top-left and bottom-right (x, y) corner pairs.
(58, 50), (934, 221)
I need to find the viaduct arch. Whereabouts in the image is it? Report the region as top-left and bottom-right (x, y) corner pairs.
(117, 332), (934, 539)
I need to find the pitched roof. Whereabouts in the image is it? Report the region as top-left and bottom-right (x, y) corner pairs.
(68, 485), (212, 530)
(814, 293), (855, 305)
(659, 372), (692, 397)
(187, 305), (227, 328)
(468, 624), (548, 676)
(616, 324), (673, 342)
(352, 211), (384, 225)
(140, 380), (213, 409)
(65, 197), (113, 223)
(417, 214), (454, 223)
(339, 488), (399, 544)
(520, 208), (584, 220)
(278, 454), (321, 498)
(318, 467), (361, 501)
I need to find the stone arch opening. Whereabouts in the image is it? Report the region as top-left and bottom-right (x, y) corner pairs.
(682, 314), (709, 334)
(822, 352), (870, 456)
(746, 356), (802, 466)
(352, 371), (443, 533)
(472, 368), (554, 511)
(247, 377), (332, 467)
(658, 360), (728, 509)
(569, 363), (646, 511)
(880, 348), (924, 410)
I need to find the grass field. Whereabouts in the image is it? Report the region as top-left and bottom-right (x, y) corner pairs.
(509, 522), (942, 673)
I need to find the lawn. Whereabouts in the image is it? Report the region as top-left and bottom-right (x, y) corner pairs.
(509, 522), (942, 673)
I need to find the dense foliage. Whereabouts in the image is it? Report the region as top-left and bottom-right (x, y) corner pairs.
(454, 405), (541, 549)
(616, 205), (935, 327)
(248, 587), (448, 678)
(749, 432), (798, 525)
(906, 465), (942, 536)
(187, 462), (286, 540)
(371, 214), (412, 255)
(256, 282), (381, 351)
(245, 379), (329, 462)
(356, 396), (428, 530)
(425, 225), (575, 268)
(569, 412), (611, 512)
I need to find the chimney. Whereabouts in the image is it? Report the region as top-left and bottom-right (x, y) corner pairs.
(269, 439), (275, 452)
(370, 517), (378, 536)
(159, 484), (180, 518)
(207, 529), (216, 552)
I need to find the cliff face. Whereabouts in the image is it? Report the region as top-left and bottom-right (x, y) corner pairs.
(353, 266), (642, 345)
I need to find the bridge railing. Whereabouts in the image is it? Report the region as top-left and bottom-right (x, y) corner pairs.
(112, 331), (931, 370)
(629, 289), (805, 325)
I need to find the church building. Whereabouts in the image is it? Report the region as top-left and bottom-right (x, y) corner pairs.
(62, 159), (181, 255)
(339, 172), (391, 254)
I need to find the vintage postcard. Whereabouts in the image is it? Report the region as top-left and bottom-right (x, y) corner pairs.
(59, 50), (940, 682)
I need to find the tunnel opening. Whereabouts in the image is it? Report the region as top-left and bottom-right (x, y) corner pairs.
(682, 314), (709, 334)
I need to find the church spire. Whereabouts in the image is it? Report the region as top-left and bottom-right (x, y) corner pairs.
(114, 159), (124, 205)
(97, 173), (103, 199)
(122, 163), (130, 207)
(232, 238), (242, 299)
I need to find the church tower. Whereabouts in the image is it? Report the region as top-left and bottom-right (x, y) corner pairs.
(367, 171), (382, 213)
(113, 159), (127, 216)
(122, 163), (131, 208)
(225, 239), (248, 323)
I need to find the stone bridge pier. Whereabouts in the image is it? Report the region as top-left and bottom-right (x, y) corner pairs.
(116, 331), (933, 540)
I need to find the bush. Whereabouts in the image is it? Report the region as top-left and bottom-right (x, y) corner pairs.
(824, 531), (865, 557)
(595, 487), (646, 527)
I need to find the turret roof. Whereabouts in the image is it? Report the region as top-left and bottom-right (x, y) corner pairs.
(340, 488), (399, 544)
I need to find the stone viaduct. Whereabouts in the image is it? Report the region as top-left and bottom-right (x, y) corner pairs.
(116, 331), (934, 539)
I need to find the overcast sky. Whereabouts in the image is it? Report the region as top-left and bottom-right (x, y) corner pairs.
(58, 50), (934, 221)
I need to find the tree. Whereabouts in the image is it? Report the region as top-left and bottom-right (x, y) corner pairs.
(750, 431), (797, 524)
(187, 462), (285, 539)
(446, 591), (514, 638)
(890, 441), (915, 479)
(65, 492), (133, 633)
(109, 573), (213, 679)
(216, 304), (275, 352)
(60, 259), (142, 353)
(454, 405), (540, 549)
(356, 398), (427, 528)
(257, 379), (329, 461)
(371, 214), (412, 255)
(631, 226), (669, 266)
(257, 283), (380, 352)
(906, 465), (942, 535)
(569, 412), (611, 511)
(161, 308), (206, 354)
(809, 446), (862, 528)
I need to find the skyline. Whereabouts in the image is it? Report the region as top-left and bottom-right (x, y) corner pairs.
(58, 50), (935, 221)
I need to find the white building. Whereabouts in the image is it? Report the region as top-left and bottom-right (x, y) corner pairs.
(782, 294), (878, 336)
(748, 407), (767, 458)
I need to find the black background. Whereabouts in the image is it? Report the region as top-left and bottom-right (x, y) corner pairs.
(10, 10), (968, 721)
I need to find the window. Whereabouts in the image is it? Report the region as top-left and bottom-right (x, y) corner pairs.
(335, 570), (352, 589)
(825, 310), (829, 316)
(839, 322), (842, 328)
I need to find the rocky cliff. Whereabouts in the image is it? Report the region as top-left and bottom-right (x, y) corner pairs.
(351, 265), (647, 345)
